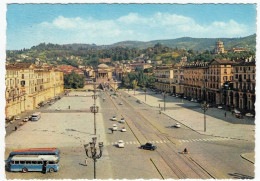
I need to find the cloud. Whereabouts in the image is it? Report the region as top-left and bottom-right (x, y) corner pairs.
(35, 12), (251, 45)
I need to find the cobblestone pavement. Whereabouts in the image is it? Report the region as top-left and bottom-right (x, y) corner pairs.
(5, 91), (113, 179)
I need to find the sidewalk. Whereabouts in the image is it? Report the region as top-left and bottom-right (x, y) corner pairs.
(125, 90), (255, 141)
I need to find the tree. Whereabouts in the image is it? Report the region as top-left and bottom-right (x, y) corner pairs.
(131, 79), (138, 89)
(64, 71), (85, 89)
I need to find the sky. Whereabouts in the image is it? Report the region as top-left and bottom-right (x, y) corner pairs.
(6, 4), (256, 50)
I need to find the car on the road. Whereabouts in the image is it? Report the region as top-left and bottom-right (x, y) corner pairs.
(112, 124), (118, 131)
(119, 102), (123, 105)
(176, 94), (180, 98)
(120, 118), (125, 124)
(23, 117), (29, 122)
(172, 94), (176, 97)
(217, 105), (223, 109)
(183, 96), (187, 99)
(118, 140), (125, 148)
(15, 116), (21, 120)
(173, 123), (181, 128)
(112, 116), (117, 121)
(140, 143), (157, 151)
(55, 107), (61, 111)
(121, 127), (126, 132)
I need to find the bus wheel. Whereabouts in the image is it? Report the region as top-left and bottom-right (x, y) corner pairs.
(49, 168), (55, 173)
(22, 167), (28, 173)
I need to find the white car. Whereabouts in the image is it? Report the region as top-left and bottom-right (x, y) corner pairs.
(121, 127), (127, 132)
(217, 106), (223, 109)
(120, 118), (125, 124)
(112, 116), (117, 121)
(119, 102), (123, 105)
(15, 116), (21, 120)
(55, 107), (61, 111)
(118, 140), (125, 148)
(174, 123), (181, 128)
(112, 124), (118, 131)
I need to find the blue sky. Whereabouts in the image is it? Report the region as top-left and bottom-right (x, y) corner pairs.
(7, 4), (256, 50)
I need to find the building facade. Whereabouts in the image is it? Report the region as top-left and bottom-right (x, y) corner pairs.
(5, 63), (64, 118)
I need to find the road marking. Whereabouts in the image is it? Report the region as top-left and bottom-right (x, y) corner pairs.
(163, 140), (167, 143)
(160, 140), (163, 143)
(156, 141), (159, 143)
(130, 141), (132, 144)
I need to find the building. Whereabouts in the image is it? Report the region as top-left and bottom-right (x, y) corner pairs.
(5, 63), (64, 118)
(94, 64), (113, 82)
(56, 65), (84, 76)
(205, 59), (236, 105)
(227, 60), (255, 112)
(183, 62), (208, 100)
(99, 58), (111, 63)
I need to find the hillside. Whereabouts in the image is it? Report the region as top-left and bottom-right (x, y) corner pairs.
(109, 34), (256, 51)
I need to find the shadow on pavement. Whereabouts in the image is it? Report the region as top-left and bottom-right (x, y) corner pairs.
(228, 173), (254, 179)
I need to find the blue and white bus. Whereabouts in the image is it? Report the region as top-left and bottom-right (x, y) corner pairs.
(7, 155), (59, 173)
(9, 148), (60, 157)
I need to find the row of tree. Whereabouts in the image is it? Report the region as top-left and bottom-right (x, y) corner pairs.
(121, 70), (155, 89)
(64, 72), (85, 89)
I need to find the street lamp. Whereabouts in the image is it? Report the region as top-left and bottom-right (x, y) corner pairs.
(200, 101), (209, 132)
(162, 92), (167, 111)
(90, 105), (99, 135)
(144, 88), (147, 102)
(84, 137), (103, 179)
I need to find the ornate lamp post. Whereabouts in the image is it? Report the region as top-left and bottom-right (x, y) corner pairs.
(90, 105), (99, 135)
(144, 88), (147, 102)
(84, 137), (103, 179)
(162, 92), (167, 111)
(200, 101), (209, 132)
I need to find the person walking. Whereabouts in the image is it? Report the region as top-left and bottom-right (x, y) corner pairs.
(111, 129), (114, 134)
(42, 161), (47, 174)
(225, 112), (227, 117)
(85, 158), (88, 166)
(14, 126), (17, 131)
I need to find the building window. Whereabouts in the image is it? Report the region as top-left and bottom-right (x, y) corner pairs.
(22, 74), (24, 79)
(244, 74), (246, 79)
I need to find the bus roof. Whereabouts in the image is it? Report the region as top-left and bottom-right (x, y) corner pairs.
(12, 148), (57, 152)
(11, 155), (58, 161)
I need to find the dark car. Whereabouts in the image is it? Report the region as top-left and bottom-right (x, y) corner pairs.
(140, 143), (157, 151)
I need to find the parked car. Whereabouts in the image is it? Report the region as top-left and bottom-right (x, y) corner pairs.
(15, 116), (21, 120)
(55, 107), (61, 111)
(121, 127), (127, 132)
(118, 140), (125, 148)
(112, 124), (118, 131)
(119, 102), (123, 105)
(120, 118), (125, 124)
(23, 117), (29, 122)
(112, 116), (117, 121)
(183, 96), (187, 99)
(140, 143), (157, 151)
(172, 94), (176, 97)
(217, 105), (223, 109)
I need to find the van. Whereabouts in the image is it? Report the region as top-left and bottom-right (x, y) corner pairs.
(31, 112), (41, 121)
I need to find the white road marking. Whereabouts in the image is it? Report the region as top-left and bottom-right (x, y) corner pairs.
(163, 140), (167, 143)
(156, 141), (159, 143)
(130, 141), (132, 144)
(160, 140), (163, 143)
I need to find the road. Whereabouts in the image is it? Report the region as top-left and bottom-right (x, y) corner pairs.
(5, 89), (254, 179)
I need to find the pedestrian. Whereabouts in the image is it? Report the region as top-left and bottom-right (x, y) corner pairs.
(42, 161), (47, 174)
(85, 158), (88, 166)
(225, 112), (227, 117)
(14, 126), (17, 131)
(183, 148), (188, 154)
(111, 129), (114, 134)
(68, 105), (70, 109)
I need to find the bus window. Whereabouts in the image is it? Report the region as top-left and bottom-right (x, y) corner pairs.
(10, 161), (14, 164)
(20, 161), (25, 164)
(32, 161), (37, 164)
(37, 161), (43, 164)
(14, 161), (19, 164)
(49, 161), (54, 164)
(26, 161), (32, 164)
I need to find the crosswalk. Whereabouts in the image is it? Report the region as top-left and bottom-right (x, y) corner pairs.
(180, 137), (230, 143)
(105, 137), (230, 146)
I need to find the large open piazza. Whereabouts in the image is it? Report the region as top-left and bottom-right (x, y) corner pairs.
(5, 89), (255, 179)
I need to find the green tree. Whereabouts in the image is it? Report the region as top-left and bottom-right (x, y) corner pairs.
(64, 71), (85, 89)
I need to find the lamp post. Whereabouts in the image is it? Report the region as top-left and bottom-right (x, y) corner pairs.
(200, 101), (209, 132)
(162, 92), (167, 111)
(90, 105), (99, 135)
(84, 137), (103, 179)
(144, 88), (147, 102)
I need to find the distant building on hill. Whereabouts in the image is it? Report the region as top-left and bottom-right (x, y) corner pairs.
(56, 65), (84, 76)
(213, 39), (249, 54)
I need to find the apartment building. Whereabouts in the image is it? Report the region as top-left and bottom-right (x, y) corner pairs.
(5, 63), (64, 118)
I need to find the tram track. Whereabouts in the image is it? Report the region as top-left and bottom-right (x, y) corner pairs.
(105, 90), (215, 179)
